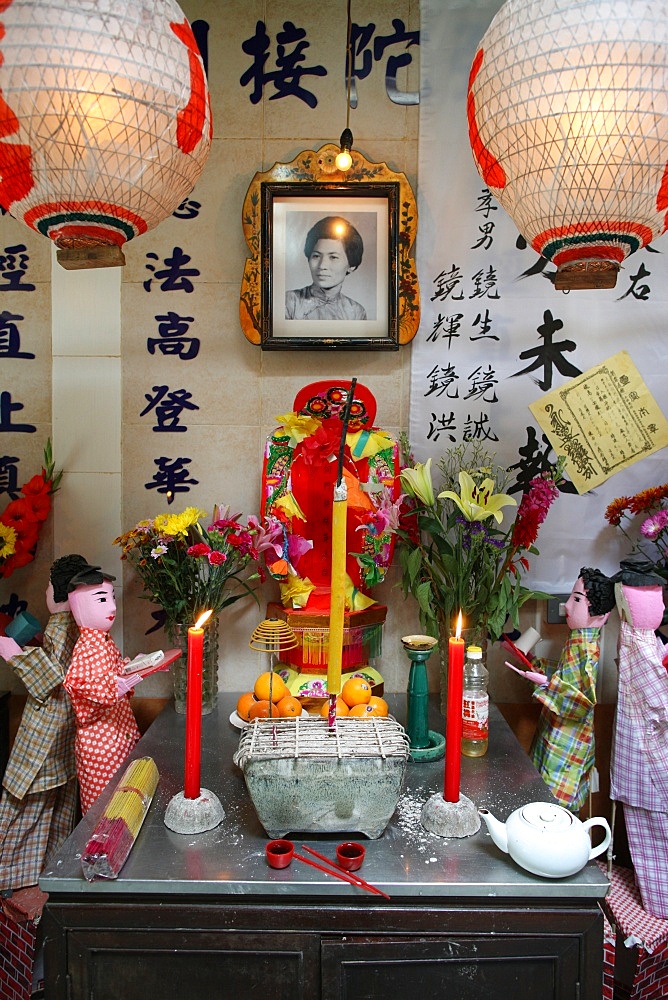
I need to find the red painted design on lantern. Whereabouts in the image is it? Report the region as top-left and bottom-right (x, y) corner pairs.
(467, 49), (506, 191)
(170, 19), (209, 155)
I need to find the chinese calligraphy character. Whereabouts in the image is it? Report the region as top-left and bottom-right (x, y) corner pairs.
(240, 20), (326, 108)
(424, 364), (458, 398)
(140, 386), (199, 431)
(508, 426), (576, 495)
(469, 266), (500, 299)
(348, 20), (420, 107)
(470, 309), (497, 341)
(431, 266), (464, 302)
(0, 455), (20, 499)
(143, 248), (200, 293)
(0, 593), (28, 620)
(172, 197), (202, 220)
(144, 456), (199, 503)
(462, 412), (499, 442)
(0, 391), (36, 433)
(426, 411), (457, 443)
(617, 262), (651, 301)
(471, 221), (495, 251)
(511, 310), (582, 392)
(475, 189), (498, 220)
(465, 366), (498, 404)
(0, 310), (34, 358)
(0, 245), (35, 292)
(147, 312), (200, 360)
(426, 312), (463, 346)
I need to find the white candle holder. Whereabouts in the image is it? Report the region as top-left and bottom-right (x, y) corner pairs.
(164, 789), (225, 835)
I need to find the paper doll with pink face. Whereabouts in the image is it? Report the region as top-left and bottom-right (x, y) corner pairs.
(63, 564), (142, 813)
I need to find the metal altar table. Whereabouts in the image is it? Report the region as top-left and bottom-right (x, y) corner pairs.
(40, 694), (609, 1000)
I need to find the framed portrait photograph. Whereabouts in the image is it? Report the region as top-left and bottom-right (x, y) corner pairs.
(262, 182), (397, 349)
(240, 145), (420, 351)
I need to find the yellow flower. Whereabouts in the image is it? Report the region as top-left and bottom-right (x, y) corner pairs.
(0, 522), (17, 559)
(157, 507), (206, 537)
(438, 471), (516, 523)
(400, 458), (435, 506)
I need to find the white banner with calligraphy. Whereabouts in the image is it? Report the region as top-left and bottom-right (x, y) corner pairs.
(412, 0), (668, 592)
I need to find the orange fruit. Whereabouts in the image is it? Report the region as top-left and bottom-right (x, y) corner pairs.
(277, 695), (302, 718)
(367, 696), (389, 717)
(341, 676), (372, 708)
(236, 691), (258, 722)
(319, 697), (350, 717)
(253, 670), (287, 703)
(349, 703), (380, 717)
(248, 699), (279, 720)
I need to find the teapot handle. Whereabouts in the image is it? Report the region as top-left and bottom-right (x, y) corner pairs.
(582, 817), (612, 860)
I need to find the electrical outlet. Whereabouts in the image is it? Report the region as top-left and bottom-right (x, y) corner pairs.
(546, 595), (570, 624)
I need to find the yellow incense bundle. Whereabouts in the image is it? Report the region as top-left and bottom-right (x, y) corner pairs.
(82, 756), (159, 881)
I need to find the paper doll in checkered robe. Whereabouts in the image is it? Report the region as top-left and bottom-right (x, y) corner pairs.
(0, 554), (88, 892)
(506, 567), (616, 813)
(610, 558), (668, 919)
(63, 563), (143, 814)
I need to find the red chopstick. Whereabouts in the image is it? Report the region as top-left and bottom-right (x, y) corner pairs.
(298, 845), (391, 900)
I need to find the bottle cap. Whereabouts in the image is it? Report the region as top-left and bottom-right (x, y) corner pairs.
(466, 644), (483, 657)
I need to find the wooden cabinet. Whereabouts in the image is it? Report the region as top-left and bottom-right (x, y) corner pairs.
(43, 897), (602, 999)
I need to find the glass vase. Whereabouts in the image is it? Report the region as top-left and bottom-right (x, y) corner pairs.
(436, 617), (487, 716)
(167, 617), (219, 716)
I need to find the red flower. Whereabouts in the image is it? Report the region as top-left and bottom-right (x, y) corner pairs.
(21, 473), (50, 496)
(207, 550), (227, 565)
(187, 543), (211, 558)
(297, 422), (342, 465)
(511, 476), (559, 549)
(21, 492), (52, 522)
(1, 497), (34, 529)
(604, 496), (630, 526)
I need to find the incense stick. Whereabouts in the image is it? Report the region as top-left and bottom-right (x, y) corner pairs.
(82, 756), (159, 881)
(300, 844), (391, 900)
(294, 847), (390, 900)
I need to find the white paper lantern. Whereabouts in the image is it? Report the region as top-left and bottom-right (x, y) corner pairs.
(467, 0), (668, 288)
(0, 0), (212, 267)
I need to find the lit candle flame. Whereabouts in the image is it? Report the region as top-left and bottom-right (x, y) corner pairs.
(455, 611), (463, 640)
(194, 610), (213, 630)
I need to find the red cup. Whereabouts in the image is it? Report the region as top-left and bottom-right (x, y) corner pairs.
(266, 839), (294, 869)
(336, 842), (365, 872)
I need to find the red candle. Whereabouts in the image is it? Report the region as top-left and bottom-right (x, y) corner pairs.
(444, 611), (465, 803)
(184, 610), (212, 799)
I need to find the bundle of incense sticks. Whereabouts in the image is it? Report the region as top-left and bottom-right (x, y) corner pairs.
(82, 756), (159, 881)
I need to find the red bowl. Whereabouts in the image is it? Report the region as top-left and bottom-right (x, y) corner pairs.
(336, 842), (365, 872)
(266, 839), (294, 869)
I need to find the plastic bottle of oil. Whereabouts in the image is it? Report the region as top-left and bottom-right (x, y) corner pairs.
(461, 644), (489, 757)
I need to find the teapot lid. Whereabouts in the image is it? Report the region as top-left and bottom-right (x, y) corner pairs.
(518, 801), (575, 831)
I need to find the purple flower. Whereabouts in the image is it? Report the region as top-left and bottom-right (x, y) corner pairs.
(640, 509), (668, 540)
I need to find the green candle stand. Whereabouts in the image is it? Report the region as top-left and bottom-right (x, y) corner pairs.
(402, 635), (445, 762)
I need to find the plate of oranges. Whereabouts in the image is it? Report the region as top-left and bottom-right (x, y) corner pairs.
(231, 672), (308, 729)
(232, 672), (390, 728)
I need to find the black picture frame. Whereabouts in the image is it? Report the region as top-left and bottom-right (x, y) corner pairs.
(240, 145), (420, 351)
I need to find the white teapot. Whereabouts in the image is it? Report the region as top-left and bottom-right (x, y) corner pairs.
(479, 802), (611, 878)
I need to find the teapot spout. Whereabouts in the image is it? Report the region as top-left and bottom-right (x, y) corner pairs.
(479, 808), (509, 854)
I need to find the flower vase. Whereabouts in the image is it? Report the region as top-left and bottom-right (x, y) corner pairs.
(436, 618), (487, 716)
(167, 618), (219, 716)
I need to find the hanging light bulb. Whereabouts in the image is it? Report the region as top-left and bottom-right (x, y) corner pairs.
(0, 0), (212, 269)
(334, 0), (354, 173)
(335, 128), (354, 172)
(467, 0), (668, 290)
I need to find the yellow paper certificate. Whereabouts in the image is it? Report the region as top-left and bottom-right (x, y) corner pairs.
(529, 351), (668, 494)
